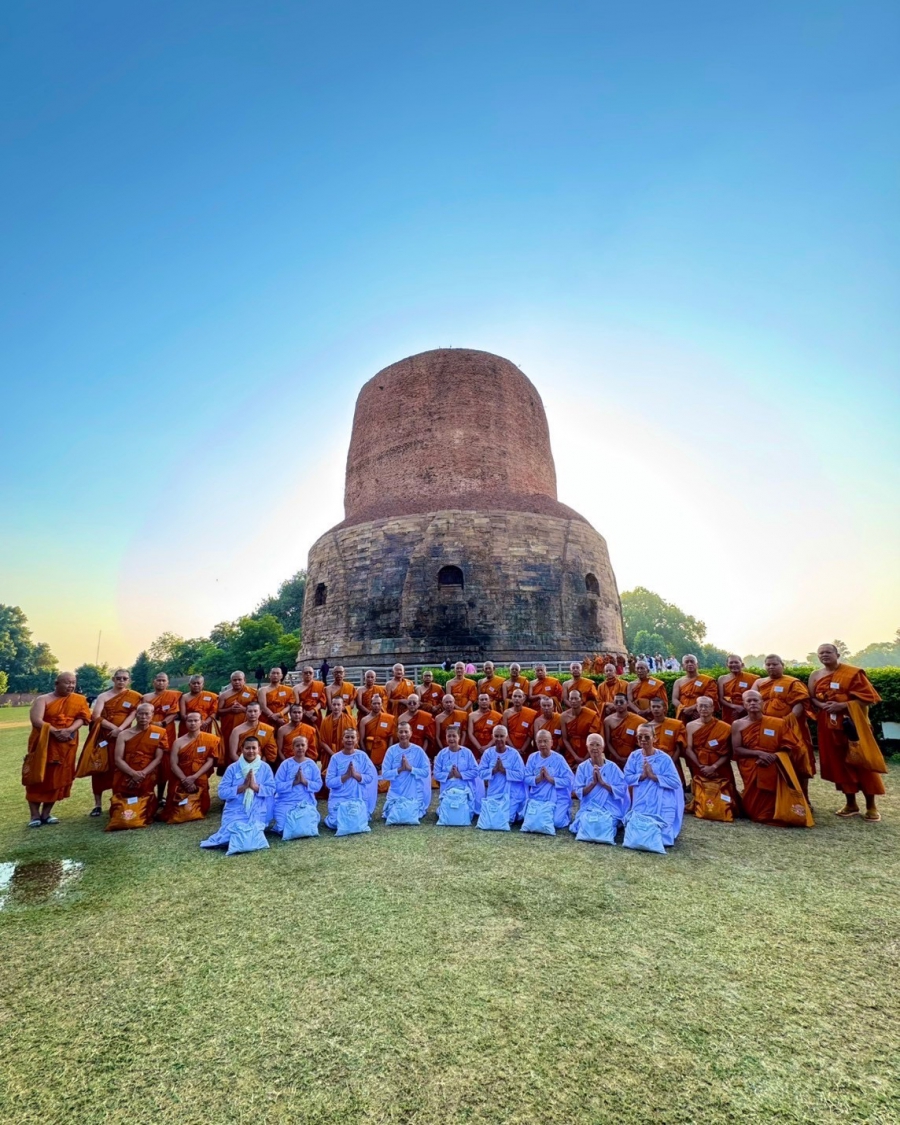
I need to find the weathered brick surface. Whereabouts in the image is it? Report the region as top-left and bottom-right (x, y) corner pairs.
(299, 349), (624, 665)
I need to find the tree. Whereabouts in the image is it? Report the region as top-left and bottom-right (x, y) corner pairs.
(849, 630), (900, 669)
(0, 670), (8, 695)
(633, 630), (666, 656)
(0, 605), (59, 691)
(75, 663), (111, 696)
(131, 651), (153, 693)
(621, 588), (707, 656)
(698, 643), (731, 668)
(252, 571), (306, 634)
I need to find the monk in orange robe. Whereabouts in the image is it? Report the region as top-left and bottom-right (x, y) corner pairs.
(259, 667), (295, 729)
(533, 695), (564, 752)
(77, 668), (142, 816)
(162, 710), (218, 818)
(477, 662), (506, 713)
(385, 663), (416, 718)
(326, 666), (357, 714)
(398, 695), (437, 759)
(502, 663), (530, 706)
(648, 695), (688, 786)
(603, 694), (643, 769)
(468, 694), (503, 761)
(23, 672), (92, 826)
(627, 661), (668, 718)
(294, 666), (327, 727)
(732, 691), (813, 826)
(559, 690), (602, 767)
(228, 702), (277, 764)
(717, 655), (759, 725)
(110, 702), (167, 826)
(562, 662), (598, 712)
(357, 670), (389, 716)
(685, 696), (739, 810)
(446, 662), (478, 712)
(501, 689), (538, 756)
(810, 643), (886, 820)
(594, 663), (631, 716)
(435, 694), (470, 751)
(755, 654), (816, 798)
(672, 655), (718, 721)
(529, 663), (564, 711)
(217, 671), (258, 766)
(415, 670), (444, 715)
(359, 694), (397, 770)
(143, 672), (182, 802)
(276, 704), (320, 763)
(319, 697), (358, 788)
(178, 674), (219, 735)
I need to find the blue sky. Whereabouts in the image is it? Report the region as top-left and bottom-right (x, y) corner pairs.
(1, 1), (898, 667)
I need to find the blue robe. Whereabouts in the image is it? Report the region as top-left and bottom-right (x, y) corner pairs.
(524, 750), (575, 827)
(324, 750), (378, 828)
(200, 760), (276, 847)
(381, 742), (432, 818)
(272, 757), (323, 831)
(434, 745), (484, 812)
(478, 747), (527, 822)
(624, 750), (685, 846)
(570, 759), (628, 833)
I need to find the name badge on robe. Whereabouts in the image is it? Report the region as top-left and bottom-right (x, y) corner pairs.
(197, 748), (207, 754)
(150, 733), (161, 740)
(695, 680), (702, 686)
(257, 729), (265, 736)
(127, 796), (139, 804)
(123, 701), (133, 708)
(774, 685), (784, 693)
(417, 724), (425, 730)
(626, 728), (636, 736)
(486, 719), (495, 726)
(178, 799), (189, 806)
(203, 696), (211, 701)
(664, 729), (673, 736)
(242, 692), (250, 698)
(99, 740), (108, 748)
(522, 722), (530, 728)
(738, 682), (747, 688)
(162, 705), (170, 711)
(709, 739), (719, 747)
(379, 722), (389, 729)
(830, 682), (841, 690)
(649, 679), (657, 685)
(764, 728), (775, 737)
(554, 729), (561, 736)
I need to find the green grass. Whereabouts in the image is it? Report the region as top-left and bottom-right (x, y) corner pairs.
(0, 706), (31, 726)
(0, 724), (898, 1125)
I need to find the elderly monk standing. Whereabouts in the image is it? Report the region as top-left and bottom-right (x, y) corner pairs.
(358, 670), (389, 717)
(478, 661), (505, 713)
(648, 696), (688, 787)
(755, 654), (816, 799)
(732, 691), (813, 827)
(326, 666), (357, 714)
(23, 672), (92, 827)
(179, 674), (218, 735)
(672, 655), (718, 722)
(110, 702), (167, 827)
(502, 689), (538, 757)
(627, 661), (668, 718)
(446, 662), (478, 712)
(501, 663), (530, 705)
(684, 696), (739, 812)
(594, 663), (631, 717)
(385, 663), (416, 718)
(77, 668), (142, 817)
(810, 643), (886, 821)
(163, 710), (218, 820)
(259, 667), (295, 730)
(217, 672), (258, 766)
(358, 693), (396, 779)
(717, 656), (758, 726)
(467, 693), (503, 761)
(560, 690), (602, 768)
(603, 694), (644, 770)
(529, 664), (563, 711)
(415, 670), (444, 715)
(562, 661), (598, 711)
(276, 703), (319, 764)
(294, 666), (327, 727)
(228, 702), (277, 766)
(533, 695), (564, 752)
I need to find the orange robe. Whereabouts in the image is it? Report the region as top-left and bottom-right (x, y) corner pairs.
(533, 714), (564, 752)
(162, 731), (218, 817)
(23, 692), (92, 803)
(401, 711), (436, 753)
(319, 712), (357, 761)
(756, 674), (815, 776)
(112, 724), (167, 797)
(261, 684), (295, 722)
(736, 716), (810, 823)
(566, 677), (598, 711)
(813, 665), (884, 797)
(385, 678), (416, 717)
(77, 688), (143, 793)
(530, 677), (563, 711)
(447, 677), (478, 710)
(179, 689), (219, 735)
(279, 722), (320, 760)
(146, 689), (183, 748)
(417, 684), (445, 714)
(218, 687), (258, 758)
(689, 718), (739, 804)
(477, 676), (506, 712)
(719, 672), (759, 723)
(503, 675), (530, 702)
(329, 682), (358, 713)
(234, 721), (277, 763)
(651, 717), (687, 762)
(296, 680), (327, 726)
(435, 708), (469, 753)
(604, 714), (643, 765)
(630, 677), (668, 714)
(504, 707), (538, 753)
(360, 713), (397, 770)
(469, 709), (503, 759)
(361, 685), (389, 713)
(560, 707), (602, 766)
(595, 676), (629, 713)
(674, 674), (718, 719)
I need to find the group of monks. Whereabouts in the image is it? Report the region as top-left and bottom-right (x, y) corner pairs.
(21, 645), (887, 835)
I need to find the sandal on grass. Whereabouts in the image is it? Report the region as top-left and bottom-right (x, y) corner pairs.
(864, 810), (882, 822)
(834, 806), (860, 818)
(41, 816), (60, 825)
(89, 807), (103, 817)
(27, 818), (43, 828)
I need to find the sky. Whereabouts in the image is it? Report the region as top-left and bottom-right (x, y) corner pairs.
(1, 0), (898, 669)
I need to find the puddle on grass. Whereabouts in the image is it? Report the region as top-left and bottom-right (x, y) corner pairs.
(0, 859), (85, 909)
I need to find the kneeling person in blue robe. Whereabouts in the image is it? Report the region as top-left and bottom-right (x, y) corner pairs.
(478, 725), (527, 824)
(324, 729), (378, 829)
(273, 734), (323, 832)
(624, 725), (685, 847)
(524, 729), (576, 827)
(571, 733), (628, 834)
(382, 722), (432, 820)
(434, 726), (483, 813)
(201, 735), (276, 847)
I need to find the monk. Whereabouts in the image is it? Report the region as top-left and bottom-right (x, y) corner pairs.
(294, 665), (327, 727)
(502, 663), (530, 705)
(381, 722), (432, 820)
(143, 672), (182, 803)
(672, 655), (718, 722)
(732, 690), (813, 826)
(570, 732), (628, 835)
(200, 735), (276, 847)
(533, 695), (564, 751)
(529, 663), (563, 710)
(217, 671), (258, 766)
(501, 689), (539, 756)
(467, 693), (504, 761)
(559, 690), (602, 768)
(624, 726), (685, 847)
(594, 663), (631, 717)
(756, 654), (816, 798)
(326, 666), (357, 713)
(272, 735), (323, 833)
(228, 702), (277, 765)
(524, 728), (576, 828)
(276, 703), (320, 763)
(385, 663), (416, 718)
(562, 661), (598, 711)
(478, 725), (527, 824)
(259, 667), (295, 728)
(648, 696), (688, 788)
(23, 671), (92, 827)
(603, 694), (644, 769)
(324, 729), (378, 829)
(319, 697), (358, 777)
(179, 674), (218, 735)
(477, 661), (505, 712)
(77, 668), (142, 816)
(810, 643), (885, 821)
(434, 725), (483, 813)
(357, 670), (388, 716)
(717, 655), (759, 725)
(162, 710), (218, 819)
(110, 702), (167, 826)
(446, 662), (478, 712)
(358, 693), (397, 780)
(435, 694), (469, 752)
(397, 695), (437, 760)
(627, 661), (668, 718)
(684, 696), (739, 811)
(416, 670), (445, 715)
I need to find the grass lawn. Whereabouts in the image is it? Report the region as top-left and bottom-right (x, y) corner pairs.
(0, 724), (898, 1125)
(0, 706), (31, 727)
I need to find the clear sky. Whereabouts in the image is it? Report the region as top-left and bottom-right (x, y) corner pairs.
(2, 1), (898, 669)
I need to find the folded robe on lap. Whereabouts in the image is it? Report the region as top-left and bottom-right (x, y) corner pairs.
(570, 759), (628, 832)
(433, 745), (484, 812)
(324, 750), (378, 828)
(524, 750), (575, 827)
(624, 750), (685, 846)
(272, 757), (323, 831)
(478, 747), (527, 822)
(381, 742), (432, 818)
(201, 759), (276, 847)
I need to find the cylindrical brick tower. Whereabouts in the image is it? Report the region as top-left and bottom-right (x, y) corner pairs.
(299, 348), (624, 666)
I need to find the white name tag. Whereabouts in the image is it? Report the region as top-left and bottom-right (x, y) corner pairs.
(764, 728), (775, 737)
(721, 794), (732, 803)
(649, 679), (657, 685)
(554, 729), (561, 736)
(162, 705), (170, 711)
(179, 799), (188, 806)
(830, 682), (840, 690)
(664, 730), (673, 737)
(626, 728), (636, 736)
(709, 739), (719, 747)
(774, 685), (784, 693)
(99, 740), (108, 748)
(312, 692), (320, 698)
(203, 696), (211, 701)
(695, 680), (702, 687)
(486, 719), (495, 726)
(127, 796), (139, 805)
(197, 748), (207, 754)
(257, 729), (265, 736)
(150, 733), (161, 740)
(242, 692), (250, 698)
(522, 722), (529, 728)
(379, 722), (389, 729)
(123, 702), (132, 708)
(738, 682), (747, 688)
(416, 724), (425, 730)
